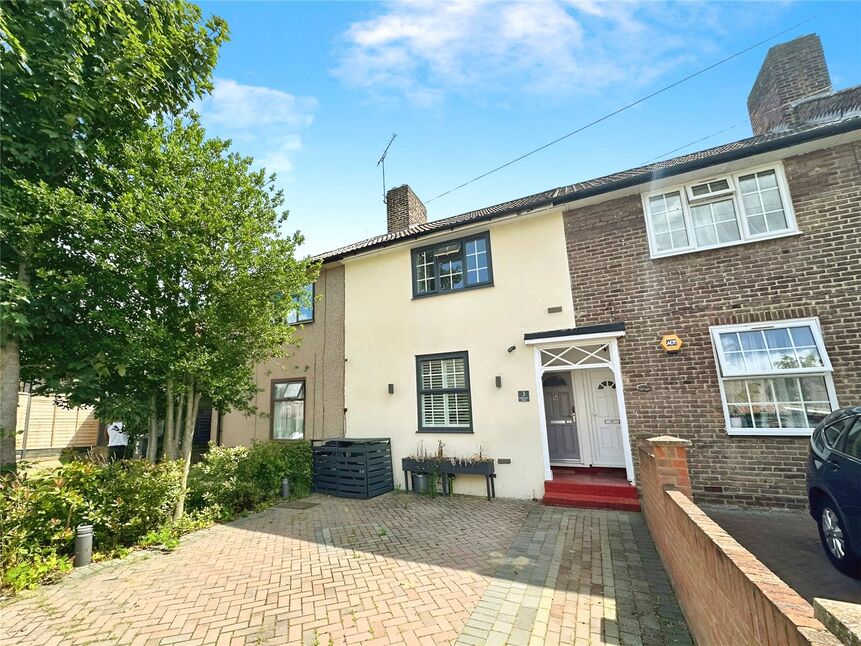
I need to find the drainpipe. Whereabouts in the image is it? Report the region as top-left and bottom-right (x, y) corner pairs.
(20, 384), (33, 459)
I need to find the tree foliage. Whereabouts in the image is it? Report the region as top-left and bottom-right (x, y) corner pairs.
(0, 0), (227, 469)
(21, 117), (319, 514)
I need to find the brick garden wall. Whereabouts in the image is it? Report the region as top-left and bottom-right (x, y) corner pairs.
(639, 437), (841, 646)
(562, 139), (861, 507)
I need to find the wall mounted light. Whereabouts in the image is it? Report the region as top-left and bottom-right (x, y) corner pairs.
(495, 376), (502, 388)
(388, 384), (394, 394)
(507, 345), (516, 353)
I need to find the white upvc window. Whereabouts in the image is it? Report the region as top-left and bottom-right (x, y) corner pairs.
(710, 318), (838, 436)
(643, 164), (797, 258)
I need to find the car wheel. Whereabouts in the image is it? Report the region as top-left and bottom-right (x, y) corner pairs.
(817, 501), (861, 578)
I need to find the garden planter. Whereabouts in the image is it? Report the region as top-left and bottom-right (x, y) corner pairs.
(401, 457), (496, 500)
(401, 458), (439, 475)
(440, 461), (494, 476)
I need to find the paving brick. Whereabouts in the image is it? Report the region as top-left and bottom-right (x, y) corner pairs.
(1, 494), (691, 645)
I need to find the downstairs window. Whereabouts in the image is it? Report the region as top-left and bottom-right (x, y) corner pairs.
(416, 352), (472, 432)
(272, 379), (305, 440)
(710, 319), (837, 436)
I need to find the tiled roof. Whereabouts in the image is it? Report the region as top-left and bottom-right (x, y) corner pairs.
(316, 110), (861, 263)
(790, 85), (861, 125)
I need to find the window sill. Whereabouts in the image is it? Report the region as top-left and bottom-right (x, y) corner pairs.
(725, 428), (814, 437)
(650, 229), (802, 260)
(417, 429), (474, 434)
(412, 282), (494, 300)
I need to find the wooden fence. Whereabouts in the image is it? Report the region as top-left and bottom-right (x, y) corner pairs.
(16, 392), (100, 456)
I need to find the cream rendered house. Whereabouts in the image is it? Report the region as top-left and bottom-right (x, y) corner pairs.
(319, 186), (635, 500)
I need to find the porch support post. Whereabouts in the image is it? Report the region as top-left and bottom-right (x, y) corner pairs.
(533, 347), (553, 481)
(608, 339), (635, 484)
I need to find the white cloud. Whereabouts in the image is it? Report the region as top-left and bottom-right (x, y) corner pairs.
(332, 1), (779, 106)
(198, 78), (317, 180)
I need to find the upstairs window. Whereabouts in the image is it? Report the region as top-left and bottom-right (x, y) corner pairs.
(416, 352), (472, 432)
(412, 233), (492, 297)
(710, 319), (837, 436)
(287, 283), (314, 324)
(644, 165), (796, 258)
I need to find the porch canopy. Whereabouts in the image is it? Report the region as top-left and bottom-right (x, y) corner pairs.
(523, 322), (635, 483)
(525, 323), (626, 369)
(524, 322), (626, 343)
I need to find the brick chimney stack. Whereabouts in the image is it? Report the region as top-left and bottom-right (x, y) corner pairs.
(386, 185), (427, 233)
(747, 34), (832, 136)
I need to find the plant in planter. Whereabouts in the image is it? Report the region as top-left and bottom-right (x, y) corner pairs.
(402, 441), (436, 473)
(442, 446), (494, 475)
(402, 444), (496, 500)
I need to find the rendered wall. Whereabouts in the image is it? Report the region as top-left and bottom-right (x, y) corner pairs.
(343, 212), (575, 499)
(220, 264), (346, 445)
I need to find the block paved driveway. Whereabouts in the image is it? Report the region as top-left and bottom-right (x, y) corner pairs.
(1, 493), (691, 646)
(703, 505), (861, 604)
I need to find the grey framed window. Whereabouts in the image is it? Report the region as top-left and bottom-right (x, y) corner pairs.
(411, 233), (492, 297)
(287, 283), (314, 324)
(416, 352), (472, 432)
(271, 379), (305, 440)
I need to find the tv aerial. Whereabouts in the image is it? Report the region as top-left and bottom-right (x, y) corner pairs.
(376, 133), (397, 204)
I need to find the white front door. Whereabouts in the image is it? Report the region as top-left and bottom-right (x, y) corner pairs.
(587, 370), (626, 467)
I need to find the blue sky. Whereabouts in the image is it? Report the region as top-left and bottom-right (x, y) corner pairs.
(196, 1), (861, 256)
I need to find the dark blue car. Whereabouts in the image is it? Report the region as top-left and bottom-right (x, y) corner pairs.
(807, 406), (861, 578)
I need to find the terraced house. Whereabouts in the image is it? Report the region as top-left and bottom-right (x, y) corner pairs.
(224, 34), (860, 508)
(218, 264), (346, 446)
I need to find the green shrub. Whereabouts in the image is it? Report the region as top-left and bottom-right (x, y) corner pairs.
(63, 460), (184, 550)
(0, 440), (312, 593)
(0, 459), (182, 591)
(2, 549), (72, 592)
(187, 441), (312, 517)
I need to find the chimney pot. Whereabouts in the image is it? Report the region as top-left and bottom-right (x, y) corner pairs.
(747, 34), (831, 136)
(386, 184), (427, 233)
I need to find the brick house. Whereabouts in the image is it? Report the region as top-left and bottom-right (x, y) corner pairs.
(553, 34), (861, 507)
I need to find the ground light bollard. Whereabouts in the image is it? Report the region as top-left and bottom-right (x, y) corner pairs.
(75, 524), (93, 567)
(281, 477), (290, 499)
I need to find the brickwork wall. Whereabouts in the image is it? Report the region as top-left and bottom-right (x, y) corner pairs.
(386, 184), (427, 232)
(220, 264), (346, 446)
(747, 34), (831, 135)
(563, 140), (861, 507)
(638, 438), (840, 646)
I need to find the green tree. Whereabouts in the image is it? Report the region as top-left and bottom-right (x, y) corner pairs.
(0, 0), (227, 470)
(24, 117), (318, 518)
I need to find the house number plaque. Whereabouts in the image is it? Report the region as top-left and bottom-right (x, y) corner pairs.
(517, 390), (530, 402)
